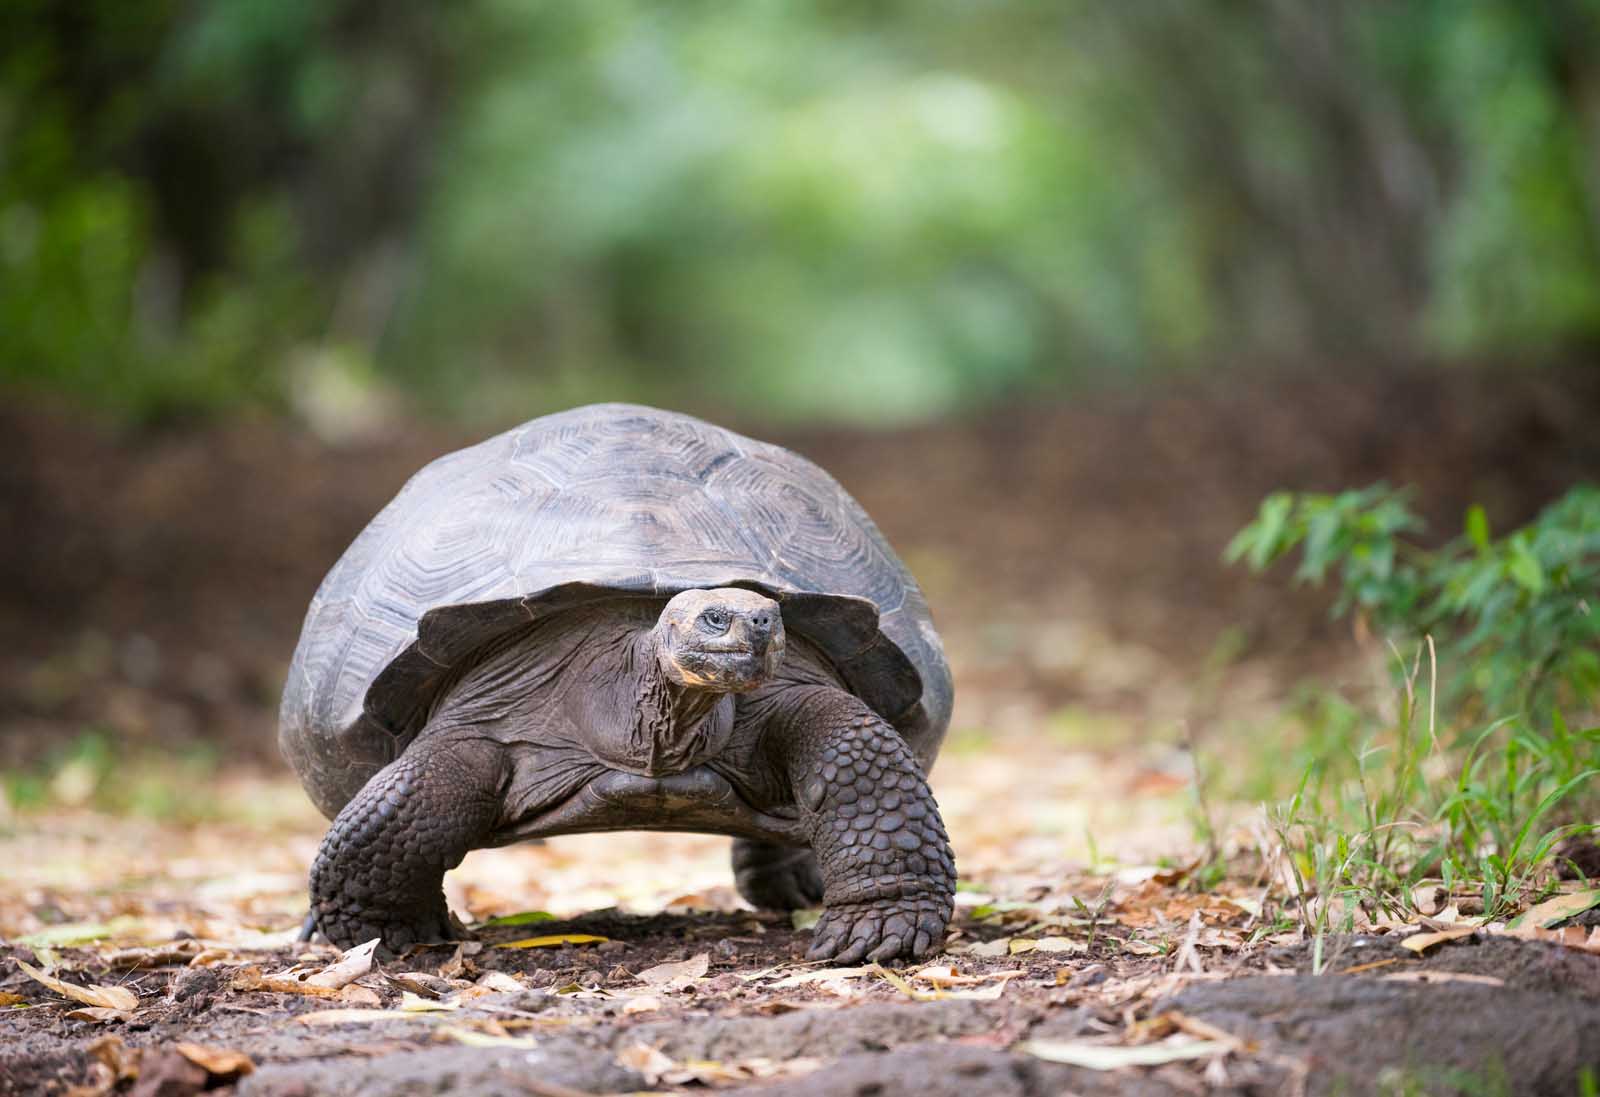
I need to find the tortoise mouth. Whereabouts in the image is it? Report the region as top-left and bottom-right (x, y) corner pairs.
(663, 639), (784, 692)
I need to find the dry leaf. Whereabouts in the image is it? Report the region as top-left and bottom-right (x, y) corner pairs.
(1009, 936), (1084, 955)
(386, 971), (455, 999)
(400, 991), (459, 1012)
(961, 938), (1012, 958)
(1509, 888), (1600, 930)
(872, 962), (1014, 1002)
(15, 959), (138, 1012)
(618, 1042), (677, 1084)
(1380, 971), (1506, 987)
(336, 984), (382, 1006)
(1411, 884), (1447, 917)
(1400, 925), (1480, 953)
(187, 948), (235, 967)
(474, 971), (525, 994)
(1018, 1037), (1232, 1069)
(230, 966), (342, 998)
(662, 886), (743, 913)
(64, 1007), (133, 1024)
(1503, 922), (1600, 953)
(0, 992), (28, 1008)
(495, 934), (609, 949)
(623, 995), (663, 1014)
(436, 1024), (539, 1049)
(294, 1008), (424, 1025)
(912, 965), (1024, 988)
(767, 965), (874, 988)
(104, 942), (203, 969)
(174, 1043), (255, 1079)
(303, 939), (379, 990)
(87, 1036), (140, 1083)
(635, 953), (709, 988)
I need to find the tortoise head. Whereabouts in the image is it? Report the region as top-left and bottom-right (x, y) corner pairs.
(655, 588), (785, 693)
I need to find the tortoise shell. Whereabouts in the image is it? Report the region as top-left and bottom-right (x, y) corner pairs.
(279, 403), (953, 819)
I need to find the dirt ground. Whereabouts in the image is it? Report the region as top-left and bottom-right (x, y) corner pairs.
(4, 363), (1600, 1095)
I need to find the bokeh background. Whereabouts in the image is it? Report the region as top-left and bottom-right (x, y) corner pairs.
(4, 0), (1599, 857)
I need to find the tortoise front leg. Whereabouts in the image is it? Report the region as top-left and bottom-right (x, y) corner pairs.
(309, 735), (503, 952)
(772, 687), (955, 963)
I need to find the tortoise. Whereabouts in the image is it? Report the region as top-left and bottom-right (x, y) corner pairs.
(281, 403), (955, 963)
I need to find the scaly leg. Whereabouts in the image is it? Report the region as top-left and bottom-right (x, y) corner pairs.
(732, 839), (824, 910)
(772, 686), (955, 963)
(309, 734), (503, 952)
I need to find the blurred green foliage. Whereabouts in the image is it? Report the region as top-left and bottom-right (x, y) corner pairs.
(1228, 483), (1600, 719)
(7, 0), (1600, 423)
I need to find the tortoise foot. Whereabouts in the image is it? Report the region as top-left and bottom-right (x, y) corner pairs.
(806, 892), (949, 965)
(733, 840), (824, 911)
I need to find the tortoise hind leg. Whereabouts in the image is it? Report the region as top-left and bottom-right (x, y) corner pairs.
(309, 733), (503, 952)
(732, 840), (823, 911)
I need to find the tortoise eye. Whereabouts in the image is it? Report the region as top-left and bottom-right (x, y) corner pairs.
(697, 609), (730, 633)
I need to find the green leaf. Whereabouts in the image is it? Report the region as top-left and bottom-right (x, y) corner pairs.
(1465, 504), (1490, 551)
(1508, 544), (1545, 594)
(476, 910), (556, 928)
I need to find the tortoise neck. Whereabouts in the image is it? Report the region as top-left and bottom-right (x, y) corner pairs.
(624, 630), (727, 775)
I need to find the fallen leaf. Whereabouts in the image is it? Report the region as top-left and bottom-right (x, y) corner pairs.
(474, 971), (525, 994)
(400, 991), (459, 1012)
(1508, 888), (1600, 930)
(495, 934), (609, 949)
(17, 923), (115, 948)
(103, 941), (204, 969)
(304, 939), (379, 990)
(872, 962), (1015, 1002)
(15, 959), (138, 1012)
(1411, 884), (1447, 917)
(436, 1024), (539, 1049)
(386, 971), (455, 999)
(1400, 925), (1480, 953)
(294, 1008), (428, 1025)
(663, 886), (743, 913)
(635, 953), (709, 988)
(174, 1043), (255, 1079)
(336, 985), (382, 1006)
(187, 948), (236, 967)
(1018, 1037), (1233, 1069)
(87, 1035), (140, 1083)
(960, 938), (1011, 958)
(230, 966), (342, 998)
(477, 910), (556, 928)
(623, 995), (663, 1014)
(1380, 971), (1506, 987)
(1502, 923), (1600, 953)
(64, 1007), (133, 1023)
(1120, 938), (1164, 956)
(1339, 958), (1401, 975)
(1009, 936), (1085, 955)
(767, 965), (874, 988)
(0, 992), (28, 1008)
(618, 1042), (677, 1084)
(912, 965), (1024, 988)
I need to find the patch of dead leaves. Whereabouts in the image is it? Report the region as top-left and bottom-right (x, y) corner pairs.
(14, 958), (137, 1015)
(617, 1042), (822, 1087)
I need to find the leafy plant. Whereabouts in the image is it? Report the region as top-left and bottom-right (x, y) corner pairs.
(1231, 484), (1600, 936)
(1227, 483), (1600, 719)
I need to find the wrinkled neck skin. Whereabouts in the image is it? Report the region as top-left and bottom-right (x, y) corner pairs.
(612, 629), (731, 776)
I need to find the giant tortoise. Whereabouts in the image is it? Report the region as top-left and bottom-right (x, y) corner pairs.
(281, 403), (955, 963)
